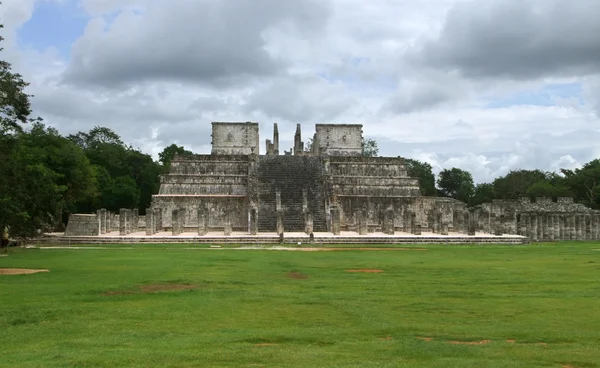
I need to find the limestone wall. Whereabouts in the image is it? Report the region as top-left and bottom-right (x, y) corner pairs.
(474, 197), (600, 240)
(65, 214), (99, 236)
(211, 122), (259, 155)
(315, 124), (363, 156)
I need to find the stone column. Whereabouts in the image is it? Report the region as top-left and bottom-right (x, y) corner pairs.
(145, 208), (154, 236)
(106, 211), (112, 233)
(119, 208), (127, 236)
(179, 208), (187, 233)
(357, 210), (368, 235)
(132, 208), (139, 233)
(434, 212), (442, 233)
(223, 205), (232, 236)
(198, 207), (208, 236)
(557, 215), (563, 240)
(250, 208), (258, 235)
(172, 209), (181, 236)
(153, 208), (162, 234)
(585, 214), (592, 240)
(99, 209), (107, 234)
(468, 211), (476, 236)
(441, 222), (449, 236)
(304, 212), (313, 235)
(411, 213), (421, 235)
(575, 215), (583, 240)
(383, 209), (394, 235)
(548, 215), (555, 241)
(529, 213), (538, 242)
(519, 214), (528, 236)
(593, 214), (600, 240)
(331, 206), (341, 235)
(276, 211), (284, 236)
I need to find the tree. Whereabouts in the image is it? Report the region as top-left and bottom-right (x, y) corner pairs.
(362, 137), (378, 157)
(158, 144), (193, 171)
(470, 183), (496, 206)
(402, 158), (437, 196)
(21, 122), (97, 229)
(437, 168), (475, 203)
(492, 169), (549, 199)
(561, 159), (600, 209)
(1, 23), (57, 242)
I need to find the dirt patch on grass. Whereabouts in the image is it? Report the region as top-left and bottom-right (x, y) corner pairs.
(103, 283), (197, 296)
(254, 343), (278, 346)
(286, 272), (309, 279)
(379, 336), (393, 341)
(506, 339), (516, 343)
(447, 340), (491, 345)
(346, 269), (384, 273)
(417, 337), (433, 341)
(0, 268), (49, 275)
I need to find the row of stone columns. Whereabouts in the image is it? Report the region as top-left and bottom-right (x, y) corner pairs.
(518, 213), (600, 241)
(145, 208), (163, 235)
(118, 208), (139, 236)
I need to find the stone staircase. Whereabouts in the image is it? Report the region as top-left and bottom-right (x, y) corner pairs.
(257, 156), (327, 232)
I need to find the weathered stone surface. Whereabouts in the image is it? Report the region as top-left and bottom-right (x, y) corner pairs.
(63, 123), (600, 241)
(65, 214), (100, 236)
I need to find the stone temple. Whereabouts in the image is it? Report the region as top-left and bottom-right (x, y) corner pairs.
(58, 122), (600, 244)
(149, 122), (466, 236)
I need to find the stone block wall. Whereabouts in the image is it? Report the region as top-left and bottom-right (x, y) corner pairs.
(65, 214), (100, 236)
(211, 122), (259, 155)
(314, 124), (363, 156)
(474, 197), (600, 241)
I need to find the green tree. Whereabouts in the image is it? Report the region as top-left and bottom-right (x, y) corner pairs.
(561, 159), (600, 208)
(22, 123), (97, 226)
(492, 169), (549, 199)
(362, 138), (379, 157)
(1, 24), (58, 242)
(470, 182), (496, 206)
(402, 158), (437, 196)
(159, 143), (193, 172)
(437, 168), (475, 203)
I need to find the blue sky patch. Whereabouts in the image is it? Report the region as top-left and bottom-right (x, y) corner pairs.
(17, 0), (88, 58)
(485, 82), (583, 108)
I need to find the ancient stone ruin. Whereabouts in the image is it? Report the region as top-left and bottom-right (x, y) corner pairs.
(60, 122), (600, 243)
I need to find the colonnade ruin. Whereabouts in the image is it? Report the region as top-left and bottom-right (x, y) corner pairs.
(60, 122), (599, 244)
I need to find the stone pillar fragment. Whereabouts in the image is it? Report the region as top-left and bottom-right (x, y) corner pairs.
(250, 208), (258, 235)
(548, 215), (555, 241)
(198, 207), (208, 236)
(576, 215), (583, 240)
(276, 211), (284, 236)
(411, 213), (421, 235)
(172, 209), (181, 236)
(119, 208), (127, 236)
(468, 211), (476, 236)
(304, 212), (313, 235)
(331, 206), (341, 235)
(496, 214), (505, 236)
(132, 208), (139, 233)
(154, 208), (162, 234)
(530, 213), (538, 241)
(223, 205), (232, 236)
(357, 210), (368, 235)
(145, 208), (154, 236)
(383, 209), (394, 235)
(441, 222), (449, 236)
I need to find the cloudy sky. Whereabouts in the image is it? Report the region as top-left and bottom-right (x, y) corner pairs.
(2, 0), (600, 183)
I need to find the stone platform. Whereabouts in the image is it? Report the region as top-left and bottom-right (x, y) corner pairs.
(38, 231), (528, 245)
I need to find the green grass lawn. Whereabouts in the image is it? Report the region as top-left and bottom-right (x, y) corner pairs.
(1, 243), (600, 367)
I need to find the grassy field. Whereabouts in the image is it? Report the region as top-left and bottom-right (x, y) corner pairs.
(1, 243), (599, 367)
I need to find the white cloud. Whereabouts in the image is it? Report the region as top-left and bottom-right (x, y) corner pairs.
(3, 0), (600, 184)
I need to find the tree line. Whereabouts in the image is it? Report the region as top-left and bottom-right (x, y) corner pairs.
(2, 27), (600, 241)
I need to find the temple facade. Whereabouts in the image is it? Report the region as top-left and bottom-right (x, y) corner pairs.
(62, 122), (600, 242)
(147, 122), (470, 235)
